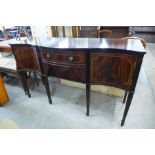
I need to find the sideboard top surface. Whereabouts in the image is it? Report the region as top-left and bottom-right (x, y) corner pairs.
(0, 37), (146, 53)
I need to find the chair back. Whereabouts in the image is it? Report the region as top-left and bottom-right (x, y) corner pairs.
(97, 29), (112, 38)
(121, 36), (146, 49)
(11, 44), (41, 72)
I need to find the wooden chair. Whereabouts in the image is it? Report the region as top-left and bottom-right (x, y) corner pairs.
(97, 27), (135, 38)
(0, 55), (18, 82)
(97, 29), (112, 38)
(10, 44), (52, 104)
(0, 54), (31, 100)
(0, 53), (40, 97)
(0, 56), (16, 74)
(121, 36), (146, 49)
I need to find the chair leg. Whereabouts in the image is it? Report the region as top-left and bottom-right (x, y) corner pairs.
(41, 76), (45, 85)
(19, 71), (31, 98)
(42, 75), (52, 104)
(33, 72), (39, 86)
(123, 91), (128, 104)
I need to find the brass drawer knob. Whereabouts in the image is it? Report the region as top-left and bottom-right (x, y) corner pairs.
(68, 56), (74, 62)
(46, 53), (50, 59)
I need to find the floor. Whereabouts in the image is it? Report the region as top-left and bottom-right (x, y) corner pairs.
(0, 43), (155, 129)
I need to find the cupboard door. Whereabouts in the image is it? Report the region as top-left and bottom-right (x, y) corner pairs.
(90, 53), (137, 89)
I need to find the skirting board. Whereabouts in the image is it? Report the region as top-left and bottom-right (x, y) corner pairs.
(60, 79), (124, 97)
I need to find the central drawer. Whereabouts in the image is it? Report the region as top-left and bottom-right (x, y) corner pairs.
(39, 49), (86, 82)
(42, 62), (86, 82)
(40, 50), (86, 65)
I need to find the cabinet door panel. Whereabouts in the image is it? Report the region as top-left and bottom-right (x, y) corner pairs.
(90, 53), (137, 89)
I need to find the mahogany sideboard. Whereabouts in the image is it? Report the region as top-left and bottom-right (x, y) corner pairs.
(0, 37), (146, 126)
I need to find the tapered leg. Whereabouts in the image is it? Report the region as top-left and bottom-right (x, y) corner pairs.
(123, 90), (128, 104)
(42, 75), (52, 104)
(121, 92), (134, 126)
(19, 71), (31, 97)
(41, 76), (45, 85)
(86, 83), (90, 116)
(33, 72), (39, 86)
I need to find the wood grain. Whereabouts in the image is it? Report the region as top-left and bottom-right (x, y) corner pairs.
(42, 62), (86, 82)
(12, 46), (41, 72)
(90, 53), (137, 89)
(40, 51), (86, 65)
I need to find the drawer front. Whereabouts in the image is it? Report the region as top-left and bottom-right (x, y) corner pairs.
(42, 62), (86, 82)
(40, 51), (85, 65)
(90, 53), (137, 89)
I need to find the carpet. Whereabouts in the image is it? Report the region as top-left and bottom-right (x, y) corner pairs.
(0, 119), (20, 129)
